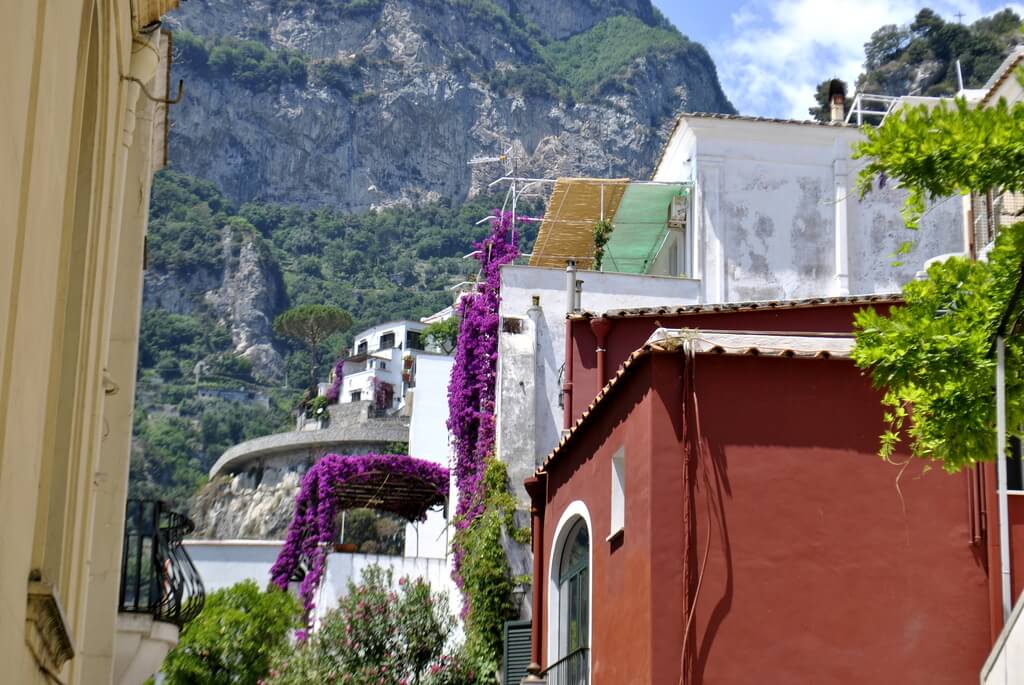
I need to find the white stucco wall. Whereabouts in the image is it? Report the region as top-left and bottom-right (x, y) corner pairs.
(183, 540), (284, 592)
(183, 541), (457, 622)
(497, 265), (701, 503)
(313, 553), (454, 627)
(405, 353), (455, 560)
(652, 116), (964, 302)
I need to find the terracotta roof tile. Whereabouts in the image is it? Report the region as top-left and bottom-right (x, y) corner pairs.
(571, 293), (901, 320)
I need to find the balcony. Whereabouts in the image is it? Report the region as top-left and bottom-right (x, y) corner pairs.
(542, 647), (589, 685)
(119, 499), (205, 625)
(114, 500), (204, 685)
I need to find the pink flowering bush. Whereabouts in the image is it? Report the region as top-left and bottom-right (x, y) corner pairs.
(264, 567), (476, 685)
(269, 453), (449, 615)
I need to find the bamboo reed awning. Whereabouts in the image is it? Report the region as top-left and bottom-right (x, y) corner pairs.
(529, 178), (629, 270)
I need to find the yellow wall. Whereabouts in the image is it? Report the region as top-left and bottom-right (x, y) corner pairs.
(0, 1), (176, 683)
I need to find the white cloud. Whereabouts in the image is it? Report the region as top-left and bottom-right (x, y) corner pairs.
(711, 1), (1019, 119)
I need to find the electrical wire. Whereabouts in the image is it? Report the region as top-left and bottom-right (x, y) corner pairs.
(679, 339), (713, 685)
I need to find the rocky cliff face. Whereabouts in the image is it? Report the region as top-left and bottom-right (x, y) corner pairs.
(143, 230), (286, 382)
(164, 0), (734, 211)
(205, 236), (287, 381)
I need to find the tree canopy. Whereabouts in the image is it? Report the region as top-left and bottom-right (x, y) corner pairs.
(160, 580), (300, 685)
(273, 304), (353, 387)
(423, 317), (460, 355)
(851, 73), (1024, 470)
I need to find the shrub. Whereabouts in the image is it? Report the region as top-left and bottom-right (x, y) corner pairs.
(265, 567), (474, 684)
(161, 580), (300, 685)
(208, 38), (308, 92)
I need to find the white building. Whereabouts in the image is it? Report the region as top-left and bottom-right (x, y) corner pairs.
(334, 320), (428, 411)
(497, 111), (967, 510)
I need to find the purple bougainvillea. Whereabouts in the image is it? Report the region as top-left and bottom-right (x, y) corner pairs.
(447, 210), (519, 590)
(269, 453), (448, 616)
(323, 357), (345, 403)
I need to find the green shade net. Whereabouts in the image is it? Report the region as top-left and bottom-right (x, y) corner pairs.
(600, 183), (688, 274)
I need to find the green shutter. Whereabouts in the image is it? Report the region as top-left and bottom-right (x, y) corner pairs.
(503, 620), (532, 685)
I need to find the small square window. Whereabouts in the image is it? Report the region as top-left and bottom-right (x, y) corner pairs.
(350, 390), (362, 402)
(380, 332), (396, 349)
(609, 447), (625, 538)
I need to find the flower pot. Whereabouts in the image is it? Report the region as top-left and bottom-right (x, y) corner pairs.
(333, 542), (358, 553)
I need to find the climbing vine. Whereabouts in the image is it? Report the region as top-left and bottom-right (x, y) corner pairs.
(323, 357), (345, 403)
(445, 210), (529, 675)
(592, 218), (613, 270)
(454, 458), (531, 676)
(447, 210), (518, 544)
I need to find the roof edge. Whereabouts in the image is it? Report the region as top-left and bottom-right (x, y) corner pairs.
(536, 329), (855, 476)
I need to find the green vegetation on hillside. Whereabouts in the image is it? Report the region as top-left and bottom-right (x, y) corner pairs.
(132, 170), (541, 514)
(541, 15), (692, 98)
(173, 31), (308, 91)
(485, 13), (722, 105)
(858, 8), (1021, 96)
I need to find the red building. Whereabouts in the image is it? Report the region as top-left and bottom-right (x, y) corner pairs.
(525, 297), (1021, 683)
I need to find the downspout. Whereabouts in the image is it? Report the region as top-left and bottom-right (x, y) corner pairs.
(524, 474), (547, 666)
(590, 317), (612, 385)
(997, 336), (1011, 622)
(992, 265), (1024, 624)
(563, 261), (577, 429)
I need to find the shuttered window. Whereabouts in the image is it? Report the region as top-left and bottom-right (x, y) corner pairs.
(503, 619), (532, 685)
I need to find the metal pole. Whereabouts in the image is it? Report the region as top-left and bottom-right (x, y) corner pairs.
(997, 335), (1012, 623)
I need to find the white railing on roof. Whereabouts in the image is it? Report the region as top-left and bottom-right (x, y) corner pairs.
(845, 93), (900, 126)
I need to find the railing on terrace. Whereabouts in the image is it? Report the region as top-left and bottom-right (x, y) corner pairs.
(845, 92), (900, 126)
(972, 189), (1024, 254)
(541, 647), (589, 685)
(119, 499), (205, 628)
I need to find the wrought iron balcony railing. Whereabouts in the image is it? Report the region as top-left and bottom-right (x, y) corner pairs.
(118, 499), (205, 627)
(542, 647), (589, 685)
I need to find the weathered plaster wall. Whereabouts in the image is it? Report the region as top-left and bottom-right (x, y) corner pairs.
(497, 265), (700, 505)
(652, 117), (964, 302)
(847, 183), (963, 293)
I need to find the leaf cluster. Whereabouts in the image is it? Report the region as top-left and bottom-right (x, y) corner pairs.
(852, 222), (1024, 470)
(160, 580), (300, 685)
(423, 317), (461, 355)
(266, 567), (473, 684)
(854, 95), (1024, 228)
(454, 458), (531, 678)
(856, 8), (1021, 98)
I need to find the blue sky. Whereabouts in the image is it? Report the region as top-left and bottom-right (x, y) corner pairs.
(652, 1), (1022, 118)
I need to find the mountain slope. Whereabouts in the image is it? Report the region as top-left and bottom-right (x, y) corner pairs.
(132, 0), (736, 516)
(164, 0), (734, 209)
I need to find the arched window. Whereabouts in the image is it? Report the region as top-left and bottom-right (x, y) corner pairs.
(557, 518), (589, 658)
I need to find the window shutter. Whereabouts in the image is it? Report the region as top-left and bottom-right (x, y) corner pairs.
(503, 619), (532, 685)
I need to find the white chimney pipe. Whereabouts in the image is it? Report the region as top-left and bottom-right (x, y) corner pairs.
(565, 260), (577, 314)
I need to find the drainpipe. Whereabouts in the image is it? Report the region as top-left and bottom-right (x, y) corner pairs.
(563, 261), (577, 429)
(992, 266), (1024, 624)
(524, 473), (547, 665)
(590, 317), (612, 385)
(997, 335), (1011, 622)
